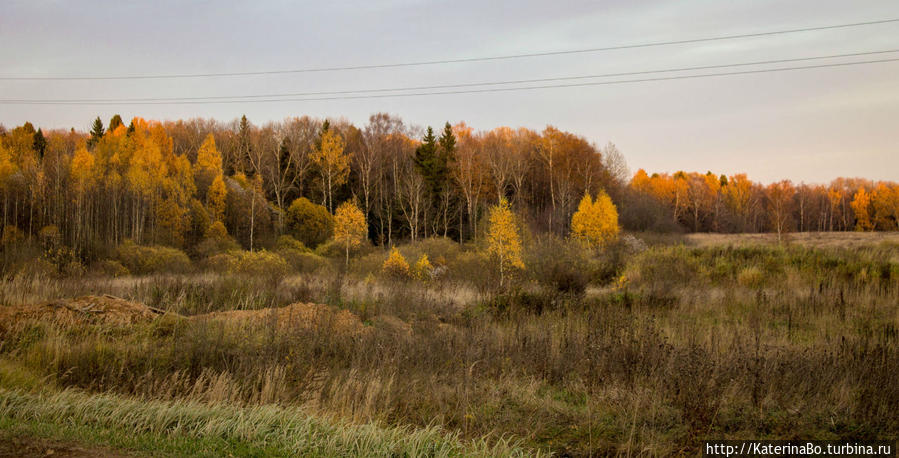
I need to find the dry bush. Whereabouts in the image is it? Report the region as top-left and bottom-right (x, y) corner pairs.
(526, 235), (591, 296)
(276, 234), (309, 252)
(194, 235), (241, 259)
(89, 259), (130, 277)
(228, 250), (291, 277)
(315, 238), (373, 259)
(116, 241), (192, 274)
(198, 253), (237, 273)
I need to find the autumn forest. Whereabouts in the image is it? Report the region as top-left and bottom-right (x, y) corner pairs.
(1, 113), (896, 261)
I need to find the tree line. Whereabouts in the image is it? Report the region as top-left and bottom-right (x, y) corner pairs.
(625, 170), (899, 237)
(0, 114), (895, 259)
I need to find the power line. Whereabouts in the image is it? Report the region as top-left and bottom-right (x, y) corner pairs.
(5, 49), (896, 103)
(2, 18), (898, 81)
(2, 57), (897, 105)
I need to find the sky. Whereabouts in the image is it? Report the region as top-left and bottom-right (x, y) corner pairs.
(1, 0), (897, 184)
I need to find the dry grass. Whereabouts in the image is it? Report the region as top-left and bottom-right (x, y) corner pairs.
(1, 233), (897, 456)
(0, 387), (538, 457)
(683, 231), (899, 249)
(193, 302), (369, 337)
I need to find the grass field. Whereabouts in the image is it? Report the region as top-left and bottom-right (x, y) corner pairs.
(1, 232), (897, 456)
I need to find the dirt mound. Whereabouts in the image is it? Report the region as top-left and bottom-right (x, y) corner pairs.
(0, 295), (166, 330)
(1, 296), (368, 337)
(192, 302), (368, 336)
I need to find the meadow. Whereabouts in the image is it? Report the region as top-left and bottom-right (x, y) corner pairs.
(0, 232), (897, 456)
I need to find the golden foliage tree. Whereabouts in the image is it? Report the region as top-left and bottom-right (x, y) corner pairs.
(194, 133), (223, 202)
(571, 190), (620, 248)
(156, 196), (189, 246)
(333, 200), (366, 268)
(195, 134), (222, 174)
(207, 174), (227, 222)
(70, 143), (97, 251)
(486, 197), (524, 288)
(312, 129), (349, 212)
(0, 143), (16, 187)
(851, 187), (873, 231)
(766, 180), (794, 241)
(871, 183), (899, 230)
(70, 144), (97, 193)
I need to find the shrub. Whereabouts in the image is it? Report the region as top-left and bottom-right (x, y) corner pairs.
(278, 249), (328, 274)
(1, 225), (24, 245)
(229, 250), (290, 277)
(205, 220), (229, 240)
(41, 246), (79, 275)
(412, 254), (433, 281)
(446, 250), (497, 290)
(527, 235), (591, 296)
(91, 259), (130, 277)
(116, 241), (193, 274)
(15, 258), (56, 278)
(315, 238), (372, 259)
(286, 198), (333, 248)
(38, 225), (62, 249)
(737, 266), (765, 287)
(276, 235), (309, 252)
(194, 221), (241, 258)
(382, 247), (410, 279)
(199, 253), (238, 273)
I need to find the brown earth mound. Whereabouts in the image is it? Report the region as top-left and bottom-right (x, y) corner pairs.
(192, 302), (368, 336)
(0, 295), (166, 331)
(1, 296), (368, 337)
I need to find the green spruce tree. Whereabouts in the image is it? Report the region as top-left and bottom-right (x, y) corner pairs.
(33, 128), (46, 158)
(88, 117), (105, 147)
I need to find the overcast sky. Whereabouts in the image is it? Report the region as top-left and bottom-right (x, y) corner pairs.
(1, 0), (897, 184)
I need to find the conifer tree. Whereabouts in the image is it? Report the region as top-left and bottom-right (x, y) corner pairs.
(32, 128), (46, 158)
(88, 117), (105, 147)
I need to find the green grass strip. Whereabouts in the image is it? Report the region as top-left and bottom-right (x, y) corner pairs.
(0, 388), (537, 457)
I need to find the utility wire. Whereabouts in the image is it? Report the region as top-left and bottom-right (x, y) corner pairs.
(1, 18), (898, 81)
(2, 57), (897, 105)
(5, 49), (896, 103)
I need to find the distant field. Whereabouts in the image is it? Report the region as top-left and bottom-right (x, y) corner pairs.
(682, 231), (899, 248)
(633, 231), (899, 252)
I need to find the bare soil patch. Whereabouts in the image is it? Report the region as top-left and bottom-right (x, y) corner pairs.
(0, 434), (133, 458)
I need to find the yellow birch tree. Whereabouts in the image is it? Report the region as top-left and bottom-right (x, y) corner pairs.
(486, 197), (524, 288)
(312, 129), (349, 212)
(571, 190), (620, 248)
(333, 200), (366, 268)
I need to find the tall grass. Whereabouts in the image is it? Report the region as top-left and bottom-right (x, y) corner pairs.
(1, 236), (897, 455)
(0, 387), (537, 457)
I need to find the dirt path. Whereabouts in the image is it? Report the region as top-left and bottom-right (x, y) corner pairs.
(0, 435), (134, 457)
